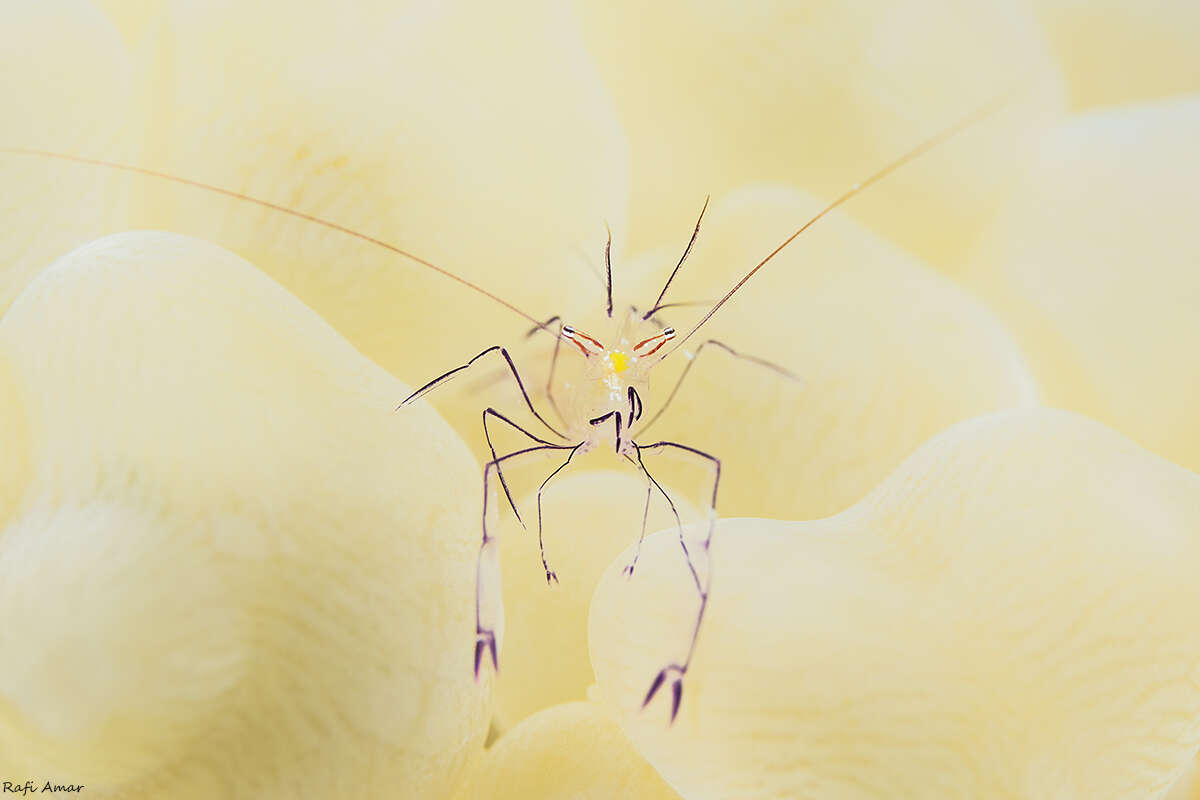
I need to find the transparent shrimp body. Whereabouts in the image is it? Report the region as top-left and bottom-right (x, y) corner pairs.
(558, 307), (674, 455)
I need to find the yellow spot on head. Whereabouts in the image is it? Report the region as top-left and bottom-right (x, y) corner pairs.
(609, 351), (630, 374)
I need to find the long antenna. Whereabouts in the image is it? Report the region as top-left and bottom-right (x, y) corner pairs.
(667, 90), (1020, 354)
(1, 146), (552, 332)
(643, 195), (710, 320)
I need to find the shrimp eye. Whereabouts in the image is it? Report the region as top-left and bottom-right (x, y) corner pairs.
(561, 325), (605, 357)
(632, 327), (675, 357)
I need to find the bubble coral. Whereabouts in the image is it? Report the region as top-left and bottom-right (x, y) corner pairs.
(2, 0), (1199, 797)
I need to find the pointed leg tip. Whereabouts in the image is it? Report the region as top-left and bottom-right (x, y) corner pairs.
(474, 631), (499, 680)
(642, 669), (667, 708)
(670, 679), (683, 723)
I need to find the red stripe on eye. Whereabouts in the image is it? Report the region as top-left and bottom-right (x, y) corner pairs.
(576, 332), (604, 350)
(563, 327), (605, 356)
(635, 338), (669, 357)
(633, 329), (673, 356)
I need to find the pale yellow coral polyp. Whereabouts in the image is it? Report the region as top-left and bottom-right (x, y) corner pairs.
(0, 0), (133, 315)
(458, 702), (681, 800)
(968, 97), (1200, 474)
(591, 409), (1200, 799)
(0, 232), (485, 798)
(1030, 0), (1200, 108)
(574, 0), (1066, 270)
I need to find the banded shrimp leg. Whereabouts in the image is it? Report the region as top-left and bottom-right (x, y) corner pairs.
(621, 439), (721, 722)
(620, 304), (794, 578)
(401, 342), (567, 523)
(476, 442), (581, 677)
(400, 329), (588, 677)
